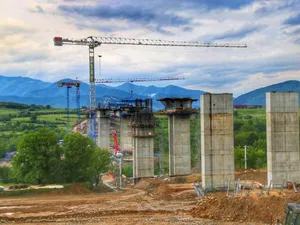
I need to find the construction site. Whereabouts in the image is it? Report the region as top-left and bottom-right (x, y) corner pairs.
(1, 36), (300, 225)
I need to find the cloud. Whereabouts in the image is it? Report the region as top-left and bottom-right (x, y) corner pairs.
(182, 27), (193, 32)
(0, 19), (35, 37)
(211, 24), (267, 40)
(178, 0), (255, 10)
(29, 5), (44, 13)
(283, 13), (300, 25)
(255, 0), (299, 17)
(58, 4), (192, 33)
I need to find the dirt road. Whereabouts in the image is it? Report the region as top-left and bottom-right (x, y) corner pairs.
(0, 188), (264, 225)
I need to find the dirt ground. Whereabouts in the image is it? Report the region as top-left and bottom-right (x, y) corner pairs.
(0, 188), (250, 225)
(0, 170), (298, 225)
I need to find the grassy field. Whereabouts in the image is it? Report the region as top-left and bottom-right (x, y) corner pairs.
(235, 107), (266, 119)
(0, 109), (18, 116)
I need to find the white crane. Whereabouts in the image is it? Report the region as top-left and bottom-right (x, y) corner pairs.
(53, 36), (246, 142)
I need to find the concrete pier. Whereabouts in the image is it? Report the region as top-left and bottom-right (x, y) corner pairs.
(97, 109), (110, 150)
(158, 98), (197, 176)
(130, 99), (155, 181)
(201, 93), (234, 190)
(132, 127), (154, 179)
(120, 116), (132, 152)
(266, 92), (300, 186)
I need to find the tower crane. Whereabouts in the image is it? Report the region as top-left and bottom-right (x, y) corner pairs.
(54, 36), (247, 142)
(57, 81), (81, 134)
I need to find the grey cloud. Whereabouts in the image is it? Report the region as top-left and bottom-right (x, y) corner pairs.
(283, 13), (300, 26)
(183, 27), (193, 32)
(58, 4), (192, 33)
(29, 5), (44, 13)
(255, 1), (299, 17)
(211, 24), (267, 41)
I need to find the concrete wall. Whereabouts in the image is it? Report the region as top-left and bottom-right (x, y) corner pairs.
(97, 110), (110, 150)
(201, 93), (234, 190)
(120, 117), (132, 152)
(132, 127), (154, 179)
(266, 92), (300, 186)
(168, 114), (191, 176)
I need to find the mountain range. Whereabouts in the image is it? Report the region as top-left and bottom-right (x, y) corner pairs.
(1, 75), (300, 110)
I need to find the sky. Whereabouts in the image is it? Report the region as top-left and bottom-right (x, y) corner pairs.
(0, 0), (300, 96)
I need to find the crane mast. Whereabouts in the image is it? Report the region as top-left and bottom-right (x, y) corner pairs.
(54, 36), (246, 142)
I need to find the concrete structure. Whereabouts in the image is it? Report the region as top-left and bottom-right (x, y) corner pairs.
(130, 99), (155, 181)
(96, 109), (110, 150)
(201, 93), (234, 190)
(132, 126), (154, 179)
(120, 115), (133, 152)
(158, 98), (197, 176)
(266, 92), (300, 186)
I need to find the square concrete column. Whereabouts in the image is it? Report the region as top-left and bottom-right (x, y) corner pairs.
(169, 115), (191, 176)
(266, 92), (300, 186)
(132, 127), (154, 179)
(201, 93), (234, 190)
(97, 109), (110, 150)
(158, 98), (197, 176)
(120, 117), (132, 152)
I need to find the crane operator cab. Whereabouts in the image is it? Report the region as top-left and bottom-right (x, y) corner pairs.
(285, 203), (300, 225)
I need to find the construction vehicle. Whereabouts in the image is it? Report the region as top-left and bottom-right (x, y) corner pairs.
(283, 203), (300, 225)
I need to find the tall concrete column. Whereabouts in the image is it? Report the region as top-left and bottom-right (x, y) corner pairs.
(168, 114), (191, 176)
(97, 109), (110, 150)
(132, 127), (154, 179)
(201, 93), (234, 190)
(266, 92), (300, 186)
(120, 116), (132, 152)
(158, 98), (196, 176)
(130, 99), (155, 182)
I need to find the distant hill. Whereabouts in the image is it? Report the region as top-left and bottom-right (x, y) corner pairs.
(234, 80), (300, 105)
(1, 75), (300, 109)
(0, 76), (204, 110)
(0, 75), (52, 96)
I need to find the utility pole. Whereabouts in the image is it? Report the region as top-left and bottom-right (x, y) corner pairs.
(244, 145), (247, 170)
(158, 127), (165, 177)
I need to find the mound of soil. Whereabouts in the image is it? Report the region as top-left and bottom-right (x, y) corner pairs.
(152, 184), (196, 200)
(172, 190), (197, 200)
(133, 179), (161, 191)
(67, 184), (91, 194)
(185, 174), (201, 183)
(50, 183), (113, 195)
(191, 194), (300, 223)
(235, 169), (267, 184)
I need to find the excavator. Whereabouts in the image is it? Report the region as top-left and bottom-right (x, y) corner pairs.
(283, 203), (300, 225)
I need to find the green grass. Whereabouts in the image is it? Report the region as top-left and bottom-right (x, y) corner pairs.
(236, 107), (300, 119)
(0, 109), (18, 116)
(236, 108), (266, 119)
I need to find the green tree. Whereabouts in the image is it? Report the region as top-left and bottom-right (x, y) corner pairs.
(122, 164), (133, 177)
(61, 133), (111, 183)
(30, 113), (37, 122)
(93, 147), (112, 174)
(12, 128), (61, 184)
